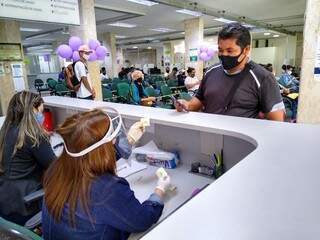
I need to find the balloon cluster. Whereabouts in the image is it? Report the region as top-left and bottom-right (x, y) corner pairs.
(198, 45), (218, 62)
(56, 36), (108, 62)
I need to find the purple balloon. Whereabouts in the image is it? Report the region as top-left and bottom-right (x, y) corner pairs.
(200, 52), (208, 61)
(69, 36), (82, 51)
(95, 46), (107, 58)
(88, 39), (101, 51)
(72, 51), (80, 61)
(204, 55), (212, 61)
(200, 46), (208, 53)
(88, 50), (98, 61)
(57, 44), (73, 59)
(207, 47), (216, 57)
(97, 54), (105, 60)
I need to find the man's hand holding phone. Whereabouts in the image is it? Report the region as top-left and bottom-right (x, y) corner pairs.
(171, 96), (189, 112)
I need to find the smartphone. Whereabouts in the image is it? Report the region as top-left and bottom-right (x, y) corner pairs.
(170, 96), (189, 112)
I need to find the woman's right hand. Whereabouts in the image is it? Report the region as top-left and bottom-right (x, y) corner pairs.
(155, 175), (171, 194)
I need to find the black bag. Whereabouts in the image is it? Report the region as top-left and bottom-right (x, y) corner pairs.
(71, 61), (80, 86)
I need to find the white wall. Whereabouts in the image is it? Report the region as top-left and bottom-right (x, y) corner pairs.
(123, 49), (156, 69)
(251, 47), (277, 67)
(268, 35), (297, 75)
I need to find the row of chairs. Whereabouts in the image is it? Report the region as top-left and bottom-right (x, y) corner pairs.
(34, 78), (72, 97)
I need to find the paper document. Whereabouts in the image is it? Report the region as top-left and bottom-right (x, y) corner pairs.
(116, 158), (147, 178)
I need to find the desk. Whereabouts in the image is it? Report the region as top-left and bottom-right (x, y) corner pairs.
(43, 96), (320, 240)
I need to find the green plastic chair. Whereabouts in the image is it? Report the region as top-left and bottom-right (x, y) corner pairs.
(160, 85), (172, 97)
(117, 82), (130, 102)
(55, 83), (70, 96)
(0, 217), (43, 240)
(156, 81), (166, 90)
(145, 86), (156, 97)
(112, 79), (121, 91)
(47, 79), (58, 95)
(102, 88), (114, 102)
(46, 78), (55, 83)
(167, 79), (178, 88)
(179, 92), (192, 101)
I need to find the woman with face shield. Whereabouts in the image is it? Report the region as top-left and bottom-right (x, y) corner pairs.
(42, 109), (170, 240)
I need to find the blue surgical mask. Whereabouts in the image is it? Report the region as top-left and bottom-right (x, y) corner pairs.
(35, 112), (44, 125)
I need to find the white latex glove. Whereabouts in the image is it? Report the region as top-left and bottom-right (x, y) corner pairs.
(127, 121), (145, 145)
(156, 175), (171, 193)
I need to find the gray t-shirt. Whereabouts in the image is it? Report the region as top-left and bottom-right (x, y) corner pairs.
(196, 61), (284, 118)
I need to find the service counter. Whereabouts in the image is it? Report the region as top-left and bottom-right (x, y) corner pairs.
(43, 96), (320, 240)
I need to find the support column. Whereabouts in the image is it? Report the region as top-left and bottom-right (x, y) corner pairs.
(297, 0), (320, 123)
(0, 20), (28, 115)
(69, 0), (102, 100)
(184, 17), (204, 80)
(163, 42), (174, 69)
(102, 32), (117, 78)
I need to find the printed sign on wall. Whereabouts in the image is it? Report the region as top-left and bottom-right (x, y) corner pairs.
(0, 0), (80, 25)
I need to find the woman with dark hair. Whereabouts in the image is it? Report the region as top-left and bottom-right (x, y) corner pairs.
(0, 91), (56, 225)
(42, 109), (170, 240)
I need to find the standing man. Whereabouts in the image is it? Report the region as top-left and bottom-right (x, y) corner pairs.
(176, 23), (285, 121)
(75, 45), (95, 100)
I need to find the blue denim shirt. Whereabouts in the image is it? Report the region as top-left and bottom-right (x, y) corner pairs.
(278, 73), (300, 92)
(42, 174), (164, 240)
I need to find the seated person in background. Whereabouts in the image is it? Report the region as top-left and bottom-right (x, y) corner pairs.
(118, 67), (126, 79)
(184, 67), (200, 96)
(100, 67), (109, 81)
(0, 91), (56, 225)
(164, 67), (170, 79)
(42, 109), (170, 240)
(130, 70), (156, 106)
(58, 67), (65, 83)
(278, 65), (300, 94)
(168, 67), (178, 80)
(177, 69), (186, 86)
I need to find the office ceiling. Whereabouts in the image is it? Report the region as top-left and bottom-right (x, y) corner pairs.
(18, 0), (306, 53)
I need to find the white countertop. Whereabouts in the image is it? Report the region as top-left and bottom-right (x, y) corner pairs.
(44, 96), (320, 240)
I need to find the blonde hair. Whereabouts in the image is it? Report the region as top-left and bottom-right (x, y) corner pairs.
(0, 91), (47, 172)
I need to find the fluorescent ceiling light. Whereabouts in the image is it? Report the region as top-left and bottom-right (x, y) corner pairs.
(108, 22), (136, 28)
(273, 34), (280, 38)
(264, 32), (271, 36)
(132, 46), (138, 49)
(147, 46), (152, 49)
(150, 27), (175, 32)
(127, 0), (158, 6)
(243, 24), (255, 28)
(20, 27), (42, 32)
(214, 18), (237, 24)
(180, 32), (185, 35)
(176, 9), (203, 17)
(115, 35), (127, 39)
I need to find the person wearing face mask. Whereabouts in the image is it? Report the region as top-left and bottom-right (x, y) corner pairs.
(0, 91), (56, 225)
(74, 45), (96, 100)
(175, 23), (285, 121)
(185, 67), (200, 96)
(130, 70), (156, 106)
(278, 65), (300, 94)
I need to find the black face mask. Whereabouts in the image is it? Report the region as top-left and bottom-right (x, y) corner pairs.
(218, 51), (244, 70)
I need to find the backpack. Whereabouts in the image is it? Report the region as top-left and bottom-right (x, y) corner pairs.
(65, 62), (80, 90)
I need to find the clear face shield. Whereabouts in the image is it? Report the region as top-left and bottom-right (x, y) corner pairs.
(63, 107), (125, 158)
